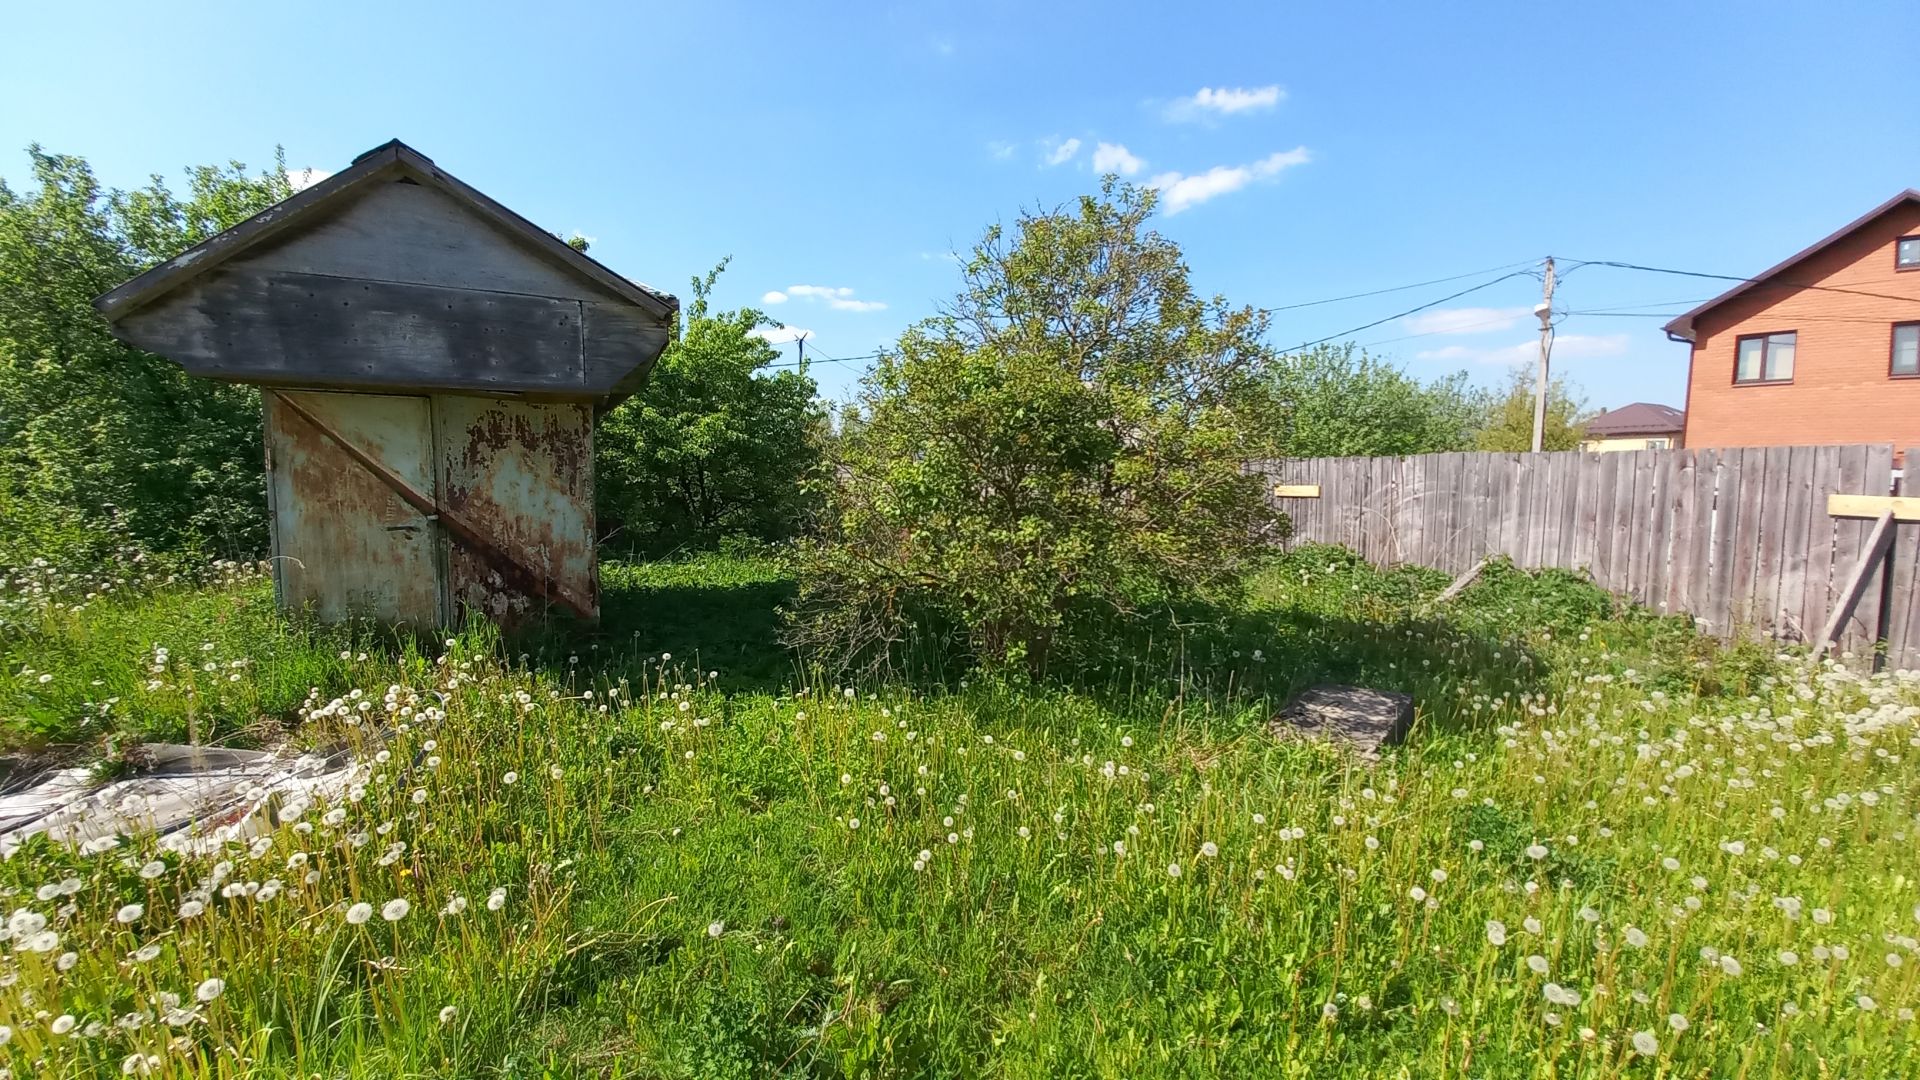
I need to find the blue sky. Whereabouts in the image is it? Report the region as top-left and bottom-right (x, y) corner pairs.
(4, 1), (1915, 409)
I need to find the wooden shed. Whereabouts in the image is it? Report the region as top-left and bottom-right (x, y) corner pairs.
(93, 139), (678, 626)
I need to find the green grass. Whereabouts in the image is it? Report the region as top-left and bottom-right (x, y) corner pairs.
(1, 546), (1916, 1077)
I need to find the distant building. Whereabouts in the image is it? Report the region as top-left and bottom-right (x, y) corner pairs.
(1582, 402), (1685, 452)
(1663, 190), (1920, 457)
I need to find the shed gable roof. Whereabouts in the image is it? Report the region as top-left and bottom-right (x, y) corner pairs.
(94, 139), (677, 323)
(1661, 189), (1920, 342)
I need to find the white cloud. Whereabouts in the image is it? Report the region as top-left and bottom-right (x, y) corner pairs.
(987, 140), (1016, 161)
(1164, 84), (1286, 122)
(1043, 137), (1082, 167)
(777, 284), (888, 313)
(1147, 147), (1311, 214)
(750, 325), (813, 345)
(1415, 333), (1630, 367)
(1401, 306), (1533, 336)
(285, 167), (332, 192)
(1091, 142), (1145, 176)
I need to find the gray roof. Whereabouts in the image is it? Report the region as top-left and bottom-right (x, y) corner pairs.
(1586, 402), (1685, 436)
(95, 138), (677, 323)
(1662, 189), (1920, 342)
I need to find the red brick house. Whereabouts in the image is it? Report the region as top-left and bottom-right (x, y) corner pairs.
(1663, 189), (1920, 457)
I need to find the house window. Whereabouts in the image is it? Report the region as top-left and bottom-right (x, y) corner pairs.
(1899, 235), (1920, 271)
(1895, 322), (1920, 377)
(1645, 437), (1670, 449)
(1735, 331), (1795, 383)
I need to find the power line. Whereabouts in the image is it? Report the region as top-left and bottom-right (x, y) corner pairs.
(1280, 269), (1538, 353)
(1255, 258), (1540, 315)
(1559, 259), (1920, 307)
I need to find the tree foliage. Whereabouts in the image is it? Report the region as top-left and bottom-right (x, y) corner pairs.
(789, 182), (1285, 677)
(1471, 364), (1589, 451)
(1268, 343), (1484, 457)
(0, 147), (291, 564)
(594, 260), (823, 556)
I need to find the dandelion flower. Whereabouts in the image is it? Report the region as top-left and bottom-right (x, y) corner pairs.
(1525, 844), (1549, 860)
(1624, 926), (1649, 949)
(707, 920), (725, 938)
(1321, 1002), (1338, 1020)
(487, 887), (507, 912)
(116, 903), (145, 924)
(1486, 920), (1508, 946)
(196, 977), (225, 1002)
(1527, 955), (1549, 975)
(443, 896), (468, 916)
(51, 1014), (77, 1035)
(1778, 950), (1799, 966)
(1199, 842), (1219, 858)
(847, 817), (861, 831)
(1632, 1030), (1660, 1056)
(439, 1005), (458, 1024)
(139, 861), (167, 880)
(1719, 955), (1743, 977)
(502, 771), (518, 785)
(1857, 995), (1877, 1012)
(132, 944), (161, 963)
(381, 898), (411, 921)
(1167, 862), (1183, 879)
(1667, 1013), (1689, 1033)
(177, 899), (205, 920)
(346, 902), (374, 925)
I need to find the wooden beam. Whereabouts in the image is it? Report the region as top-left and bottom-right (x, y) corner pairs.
(1812, 510), (1897, 661)
(1273, 483), (1322, 499)
(1432, 557), (1491, 606)
(1827, 493), (1920, 521)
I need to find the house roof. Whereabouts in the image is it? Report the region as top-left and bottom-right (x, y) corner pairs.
(1586, 402), (1685, 437)
(94, 138), (678, 323)
(1661, 189), (1920, 342)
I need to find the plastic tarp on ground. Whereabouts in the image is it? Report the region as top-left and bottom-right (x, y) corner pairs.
(0, 743), (364, 859)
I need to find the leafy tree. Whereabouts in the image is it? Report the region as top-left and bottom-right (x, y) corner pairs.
(1268, 343), (1483, 457)
(594, 260), (822, 555)
(1472, 365), (1589, 451)
(0, 147), (291, 565)
(789, 181), (1285, 677)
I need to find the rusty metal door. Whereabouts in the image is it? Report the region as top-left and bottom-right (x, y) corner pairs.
(432, 397), (597, 622)
(266, 390), (444, 624)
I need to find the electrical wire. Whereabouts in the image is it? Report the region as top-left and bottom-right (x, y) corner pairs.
(1254, 258), (1541, 314)
(1279, 270), (1537, 353)
(1557, 259), (1920, 306)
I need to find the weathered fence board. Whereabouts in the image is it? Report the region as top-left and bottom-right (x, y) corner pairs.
(1258, 445), (1914, 669)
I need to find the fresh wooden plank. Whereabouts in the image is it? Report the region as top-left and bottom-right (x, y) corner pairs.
(1272, 484), (1322, 499)
(1826, 494), (1920, 521)
(1812, 511), (1897, 661)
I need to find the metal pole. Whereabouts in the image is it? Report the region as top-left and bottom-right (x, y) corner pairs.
(1531, 257), (1556, 453)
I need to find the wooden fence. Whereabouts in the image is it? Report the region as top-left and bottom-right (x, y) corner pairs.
(1253, 445), (1920, 669)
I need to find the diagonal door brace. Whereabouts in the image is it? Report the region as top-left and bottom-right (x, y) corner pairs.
(270, 390), (595, 621)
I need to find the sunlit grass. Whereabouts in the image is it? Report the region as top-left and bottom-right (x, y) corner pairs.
(1, 550), (1915, 1077)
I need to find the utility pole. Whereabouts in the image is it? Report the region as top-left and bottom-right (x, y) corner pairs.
(796, 332), (807, 368)
(1530, 257), (1556, 453)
